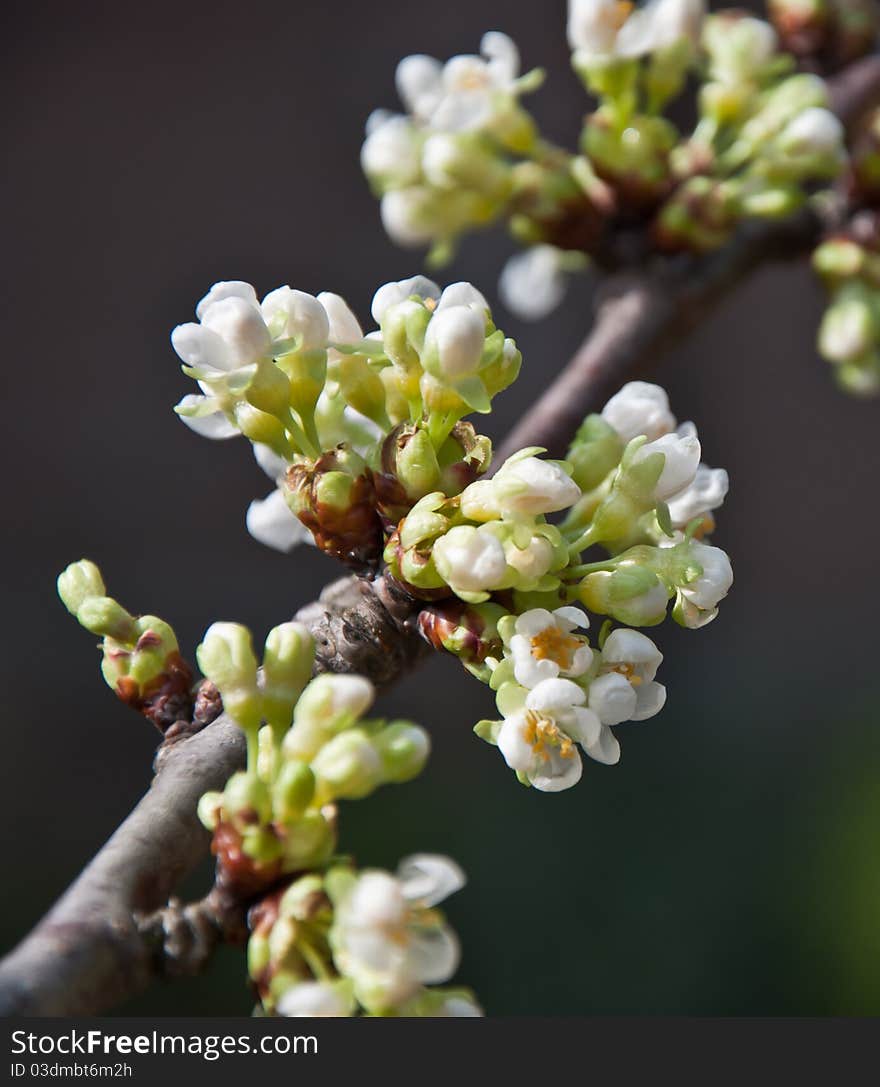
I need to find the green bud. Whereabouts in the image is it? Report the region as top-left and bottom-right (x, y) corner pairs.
(579, 565), (671, 626)
(241, 825), (285, 864)
(334, 354), (390, 428)
(262, 622), (315, 732)
(812, 237), (866, 282)
(196, 622), (261, 731)
(238, 357), (292, 419)
(247, 930), (271, 980)
(197, 790), (224, 831)
(275, 349), (327, 426)
(223, 771), (272, 829)
(285, 673), (375, 761)
(372, 720), (431, 783)
(311, 728), (383, 802)
(76, 596), (138, 643)
(272, 760), (316, 823)
(282, 811), (336, 871)
(234, 402), (290, 457)
(278, 873), (328, 921)
(57, 559), (106, 616)
(566, 414), (625, 492)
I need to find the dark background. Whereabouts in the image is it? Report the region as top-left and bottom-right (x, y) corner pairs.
(3, 0), (879, 1015)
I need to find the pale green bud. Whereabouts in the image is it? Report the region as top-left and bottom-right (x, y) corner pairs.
(76, 596), (138, 643)
(247, 931), (271, 980)
(394, 427), (441, 499)
(566, 415), (625, 492)
(381, 299), (429, 371)
(57, 559), (106, 616)
(272, 760), (316, 823)
(279, 873), (328, 921)
(197, 790), (224, 831)
(223, 771), (272, 829)
(234, 402), (290, 457)
(740, 74), (828, 146)
(275, 349), (327, 425)
(262, 622), (315, 732)
(241, 825), (284, 864)
(818, 289), (879, 363)
(311, 728), (383, 802)
(284, 673), (375, 761)
(372, 720), (431, 783)
(812, 238), (866, 282)
(422, 133), (511, 199)
(333, 354), (389, 428)
(197, 622), (261, 730)
(579, 566), (671, 626)
(281, 811), (336, 871)
(230, 356), (292, 420)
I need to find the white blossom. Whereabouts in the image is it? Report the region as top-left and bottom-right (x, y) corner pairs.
(277, 981), (354, 1018)
(675, 540), (733, 628)
(463, 454), (581, 520)
(396, 32), (521, 133)
(633, 428), (701, 500)
(777, 106), (845, 158)
(436, 281), (490, 313)
(497, 677), (602, 791)
(509, 607), (593, 688)
(332, 856), (463, 1010)
(568, 0), (704, 62)
(601, 381), (677, 443)
(666, 463), (729, 528)
(371, 275), (441, 323)
(589, 628), (666, 725)
(380, 187), (438, 246)
(260, 286), (330, 351)
(423, 304), (486, 379)
(433, 525), (508, 597)
(499, 245), (569, 321)
(361, 113), (422, 189)
(246, 489), (310, 553)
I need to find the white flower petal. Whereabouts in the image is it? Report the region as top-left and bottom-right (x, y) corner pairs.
(277, 981), (353, 1018)
(317, 291), (363, 345)
(200, 296), (272, 367)
(260, 286), (330, 350)
(397, 854), (466, 907)
(552, 606), (589, 631)
(525, 677), (587, 714)
(371, 276), (442, 323)
(499, 246), (568, 321)
(529, 748), (583, 792)
(407, 925), (460, 985)
(497, 712), (534, 772)
(632, 681), (667, 721)
(171, 322), (233, 372)
(175, 394), (240, 439)
(253, 442), (288, 482)
(195, 280), (258, 320)
(246, 489), (310, 553)
(589, 672), (638, 726)
(601, 381), (676, 443)
(481, 30), (520, 83)
(582, 724), (621, 766)
(396, 54), (444, 119)
(437, 281), (490, 313)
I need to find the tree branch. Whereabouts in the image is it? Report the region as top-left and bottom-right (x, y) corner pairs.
(3, 54), (879, 1018)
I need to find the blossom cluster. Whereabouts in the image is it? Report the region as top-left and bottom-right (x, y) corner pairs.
(250, 854), (481, 1018)
(360, 2), (865, 320)
(195, 622), (429, 889)
(811, 106), (880, 396)
(172, 275), (519, 562)
(393, 381), (732, 792)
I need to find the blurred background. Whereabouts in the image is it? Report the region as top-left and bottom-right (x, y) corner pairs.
(2, 0), (880, 1015)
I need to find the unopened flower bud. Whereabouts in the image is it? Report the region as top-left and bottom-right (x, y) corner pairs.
(284, 673), (375, 761)
(76, 597), (138, 643)
(311, 728), (384, 802)
(223, 771), (272, 830)
(272, 760), (316, 823)
(197, 622), (261, 730)
(372, 720), (431, 783)
(262, 622), (315, 732)
(57, 559), (106, 616)
(579, 565), (671, 626)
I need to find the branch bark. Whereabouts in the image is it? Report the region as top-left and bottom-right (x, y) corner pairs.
(3, 54), (879, 1017)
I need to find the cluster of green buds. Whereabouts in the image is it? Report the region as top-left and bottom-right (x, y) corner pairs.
(657, 13), (847, 250)
(768, 0), (879, 70)
(811, 106), (880, 395)
(172, 275), (520, 570)
(248, 855), (481, 1017)
(195, 621), (429, 895)
(57, 560), (192, 731)
(360, 5), (854, 319)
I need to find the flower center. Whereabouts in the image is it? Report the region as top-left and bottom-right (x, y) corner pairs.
(609, 1), (634, 31)
(530, 627), (581, 670)
(424, 297), (438, 312)
(610, 662), (642, 687)
(455, 69), (491, 92)
(523, 710), (576, 762)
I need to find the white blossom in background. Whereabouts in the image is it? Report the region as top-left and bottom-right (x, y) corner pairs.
(508, 607), (593, 688)
(396, 31), (522, 133)
(277, 981), (355, 1018)
(567, 0), (705, 63)
(497, 677), (602, 791)
(331, 855), (464, 1011)
(499, 245), (570, 320)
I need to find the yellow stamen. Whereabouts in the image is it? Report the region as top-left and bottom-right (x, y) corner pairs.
(530, 627), (582, 670)
(611, 662), (643, 687)
(523, 710), (577, 762)
(424, 296), (438, 311)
